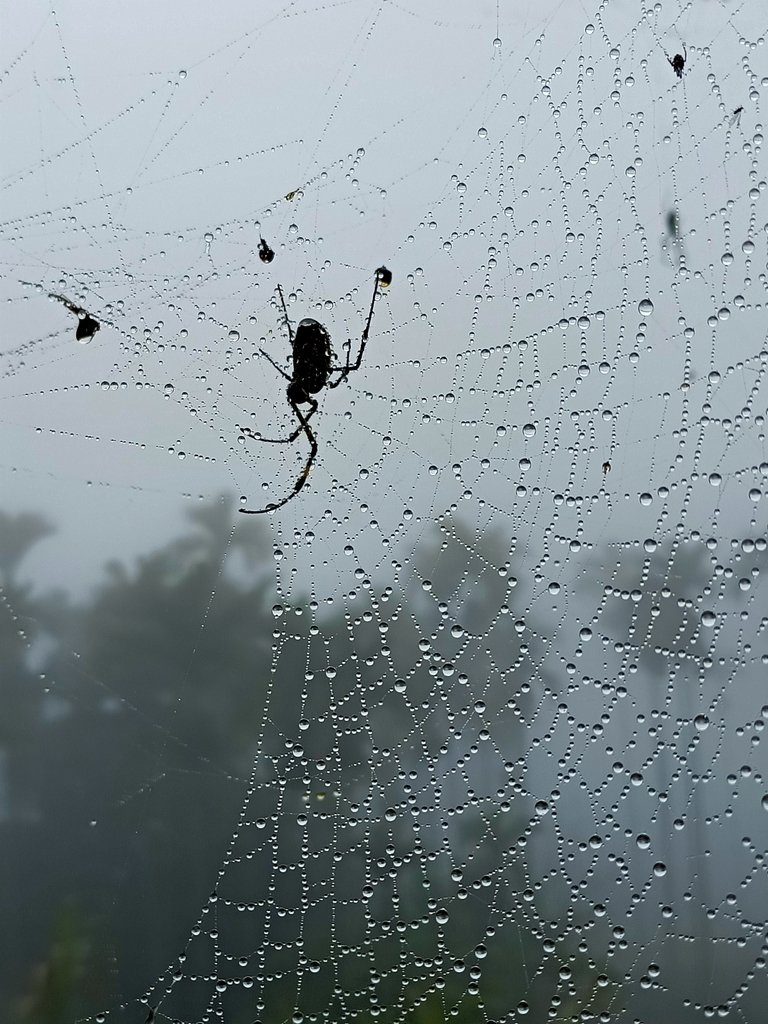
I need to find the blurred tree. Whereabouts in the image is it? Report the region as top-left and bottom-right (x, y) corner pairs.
(13, 902), (110, 1024)
(0, 510), (58, 820)
(5, 500), (615, 1023)
(0, 510), (54, 582)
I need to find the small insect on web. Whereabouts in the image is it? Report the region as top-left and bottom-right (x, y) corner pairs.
(667, 44), (687, 79)
(239, 266), (392, 515)
(258, 238), (275, 263)
(49, 292), (101, 342)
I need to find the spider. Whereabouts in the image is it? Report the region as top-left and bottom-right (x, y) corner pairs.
(239, 266), (392, 514)
(667, 45), (687, 79)
(49, 292), (100, 342)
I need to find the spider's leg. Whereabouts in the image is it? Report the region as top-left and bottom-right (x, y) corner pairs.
(239, 398), (318, 514)
(241, 352), (302, 444)
(242, 423), (303, 444)
(242, 392), (319, 445)
(259, 347), (291, 382)
(291, 397), (319, 493)
(276, 284), (294, 345)
(328, 271), (382, 389)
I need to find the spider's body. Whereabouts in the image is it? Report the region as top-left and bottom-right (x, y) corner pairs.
(288, 318), (333, 402)
(240, 267), (391, 514)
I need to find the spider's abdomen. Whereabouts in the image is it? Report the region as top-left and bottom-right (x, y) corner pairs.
(292, 318), (332, 396)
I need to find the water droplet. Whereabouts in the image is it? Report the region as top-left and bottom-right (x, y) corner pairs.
(638, 298), (654, 315)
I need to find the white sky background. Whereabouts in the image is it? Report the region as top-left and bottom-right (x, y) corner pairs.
(3, 1), (768, 1020)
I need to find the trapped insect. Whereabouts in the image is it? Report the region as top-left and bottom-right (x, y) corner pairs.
(239, 266), (392, 514)
(667, 45), (687, 79)
(49, 292), (100, 342)
(258, 238), (275, 263)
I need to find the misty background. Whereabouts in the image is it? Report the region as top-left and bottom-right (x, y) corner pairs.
(2, 1), (767, 1022)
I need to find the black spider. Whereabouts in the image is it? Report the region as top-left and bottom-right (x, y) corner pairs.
(258, 238), (275, 263)
(239, 266), (392, 514)
(667, 45), (687, 79)
(49, 292), (100, 341)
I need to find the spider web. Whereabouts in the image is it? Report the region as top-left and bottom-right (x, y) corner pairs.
(2, 1), (768, 1022)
